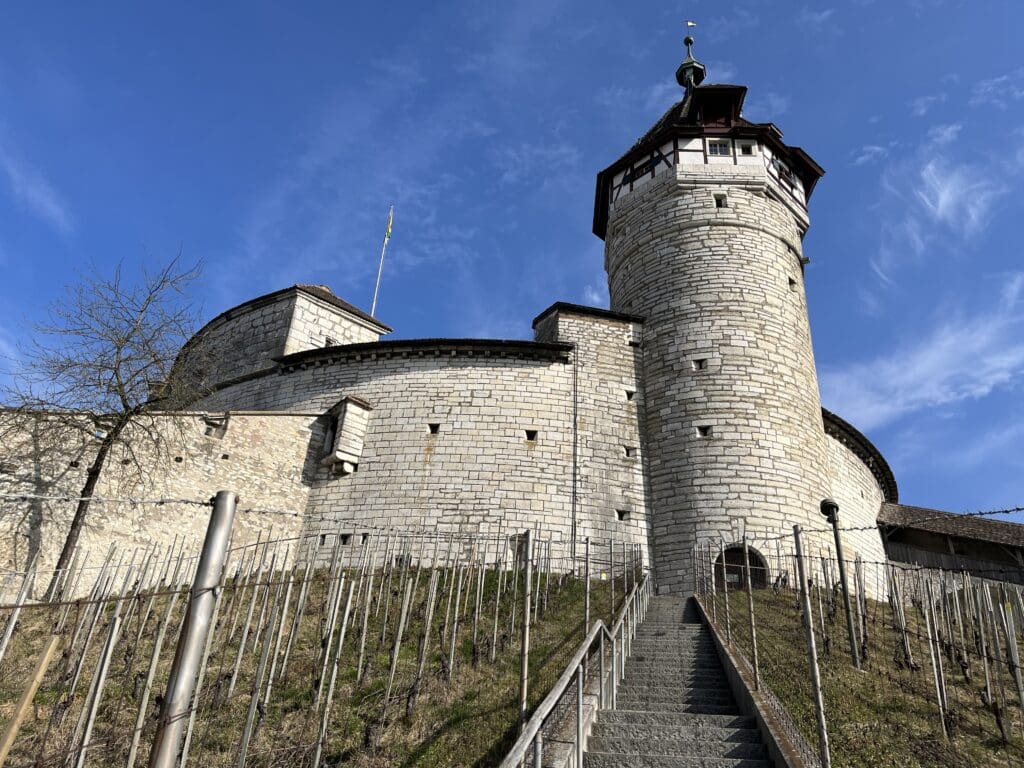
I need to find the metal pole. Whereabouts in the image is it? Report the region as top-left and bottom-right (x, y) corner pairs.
(742, 535), (760, 691)
(148, 491), (237, 768)
(517, 530), (533, 734)
(794, 526), (831, 768)
(823, 501), (860, 669)
(576, 662), (584, 767)
(720, 539), (732, 646)
(584, 537), (590, 639)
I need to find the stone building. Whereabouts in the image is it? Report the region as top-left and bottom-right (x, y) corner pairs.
(2, 39), (1018, 596)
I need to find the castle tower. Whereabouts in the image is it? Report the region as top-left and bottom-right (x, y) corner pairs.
(593, 37), (830, 593)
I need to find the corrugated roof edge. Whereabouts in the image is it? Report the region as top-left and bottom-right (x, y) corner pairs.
(878, 501), (1024, 550)
(276, 338), (574, 369)
(822, 407), (898, 503)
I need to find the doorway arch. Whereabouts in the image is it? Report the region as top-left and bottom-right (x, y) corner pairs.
(714, 545), (768, 590)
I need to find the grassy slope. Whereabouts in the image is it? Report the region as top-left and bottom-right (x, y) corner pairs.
(715, 588), (1024, 768)
(0, 568), (625, 768)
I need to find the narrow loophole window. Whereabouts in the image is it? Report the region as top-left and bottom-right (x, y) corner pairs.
(616, 509), (631, 522)
(625, 390), (636, 401)
(324, 336), (336, 347)
(697, 425), (713, 437)
(692, 358), (708, 371)
(714, 193), (728, 209)
(789, 277), (798, 291)
(320, 534), (328, 546)
(221, 453), (230, 460)
(340, 533), (351, 545)
(628, 340), (642, 348)
(428, 423), (440, 435)
(525, 429), (538, 442)
(624, 446), (637, 458)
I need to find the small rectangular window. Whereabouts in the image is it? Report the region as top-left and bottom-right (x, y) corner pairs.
(789, 277), (798, 291)
(628, 340), (642, 348)
(320, 534), (328, 546)
(697, 425), (713, 437)
(692, 358), (708, 371)
(324, 336), (336, 347)
(616, 509), (631, 521)
(624, 446), (637, 458)
(741, 143), (755, 156)
(714, 194), (728, 209)
(428, 422), (440, 435)
(708, 140), (731, 156)
(340, 533), (351, 545)
(525, 429), (538, 442)
(625, 390), (636, 401)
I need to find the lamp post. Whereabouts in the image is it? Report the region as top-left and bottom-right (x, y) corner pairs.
(821, 499), (860, 669)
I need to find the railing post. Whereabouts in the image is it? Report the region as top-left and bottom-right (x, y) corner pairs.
(611, 633), (618, 708)
(742, 535), (760, 691)
(721, 539), (732, 646)
(708, 542), (717, 625)
(794, 525), (831, 768)
(518, 530), (533, 734)
(532, 731), (543, 768)
(584, 537), (590, 642)
(576, 662), (584, 768)
(599, 631), (606, 708)
(149, 491), (236, 768)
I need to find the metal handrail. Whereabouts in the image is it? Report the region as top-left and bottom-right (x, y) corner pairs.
(498, 572), (650, 768)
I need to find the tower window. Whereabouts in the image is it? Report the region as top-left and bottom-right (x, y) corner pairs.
(428, 422), (440, 435)
(625, 390), (636, 401)
(324, 336), (336, 347)
(696, 425), (713, 437)
(740, 143), (755, 156)
(708, 140), (731, 156)
(692, 358), (708, 371)
(340, 533), (351, 545)
(714, 194), (728, 209)
(616, 509), (632, 522)
(525, 429), (538, 442)
(624, 446), (637, 458)
(788, 277), (798, 291)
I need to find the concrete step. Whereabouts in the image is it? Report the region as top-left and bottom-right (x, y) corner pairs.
(586, 737), (766, 760)
(612, 698), (740, 715)
(621, 672), (730, 688)
(617, 686), (738, 706)
(590, 722), (761, 743)
(584, 753), (770, 768)
(597, 710), (754, 729)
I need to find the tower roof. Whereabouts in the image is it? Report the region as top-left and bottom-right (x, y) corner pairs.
(592, 39), (825, 239)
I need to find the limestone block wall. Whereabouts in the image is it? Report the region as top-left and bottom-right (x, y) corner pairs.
(177, 292), (297, 387)
(604, 163), (834, 593)
(824, 434), (890, 593)
(283, 291), (384, 354)
(534, 308), (649, 568)
(0, 411), (316, 598)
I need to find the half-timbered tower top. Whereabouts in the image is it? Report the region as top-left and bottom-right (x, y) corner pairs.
(592, 36), (826, 239)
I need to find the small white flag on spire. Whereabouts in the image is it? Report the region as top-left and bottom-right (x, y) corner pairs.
(686, 20), (697, 27)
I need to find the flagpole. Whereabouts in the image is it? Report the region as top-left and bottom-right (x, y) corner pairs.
(371, 205), (393, 317)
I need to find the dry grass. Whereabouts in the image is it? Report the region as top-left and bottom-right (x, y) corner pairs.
(714, 587), (1024, 767)
(0, 566), (626, 768)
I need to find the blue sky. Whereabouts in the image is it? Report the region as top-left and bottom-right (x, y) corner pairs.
(1, 1), (1022, 515)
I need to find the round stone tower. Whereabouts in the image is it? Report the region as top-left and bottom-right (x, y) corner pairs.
(593, 37), (832, 592)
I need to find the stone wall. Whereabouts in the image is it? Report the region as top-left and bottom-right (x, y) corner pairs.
(0, 411), (316, 598)
(604, 163), (834, 593)
(283, 291), (383, 353)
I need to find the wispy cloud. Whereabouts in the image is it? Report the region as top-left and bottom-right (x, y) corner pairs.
(820, 288), (1024, 431)
(852, 144), (889, 166)
(743, 92), (790, 121)
(796, 8), (836, 26)
(491, 141), (580, 186)
(582, 280), (608, 308)
(925, 123), (962, 145)
(0, 142), (73, 234)
(970, 69), (1024, 109)
(705, 61), (738, 83)
(909, 93), (946, 117)
(868, 124), (1009, 286)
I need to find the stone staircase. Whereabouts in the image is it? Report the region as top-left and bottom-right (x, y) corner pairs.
(583, 596), (771, 767)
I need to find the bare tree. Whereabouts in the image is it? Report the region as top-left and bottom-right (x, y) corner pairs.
(1, 256), (203, 595)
